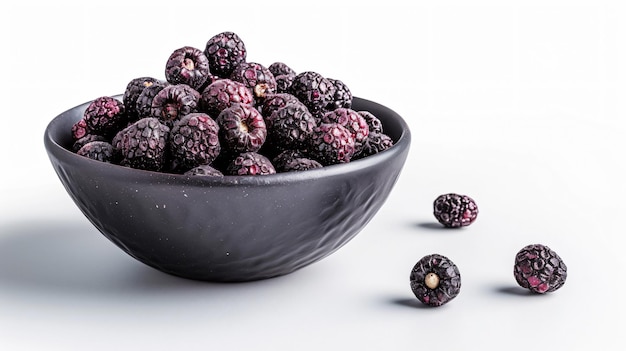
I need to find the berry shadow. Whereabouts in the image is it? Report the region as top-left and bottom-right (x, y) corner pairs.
(389, 297), (437, 309)
(413, 221), (459, 231)
(493, 285), (544, 297)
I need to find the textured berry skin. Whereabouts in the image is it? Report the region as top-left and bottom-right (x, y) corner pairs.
(204, 31), (247, 78)
(135, 81), (170, 119)
(410, 254), (461, 307)
(76, 141), (115, 163)
(72, 134), (108, 152)
(229, 61), (277, 99)
(199, 79), (254, 118)
(320, 107), (369, 150)
(266, 101), (317, 152)
(71, 119), (88, 141)
(216, 103), (267, 154)
(123, 77), (161, 121)
(271, 149), (306, 171)
(353, 132), (394, 160)
(514, 244), (567, 294)
(308, 123), (355, 165)
(226, 152), (276, 176)
(165, 46), (210, 91)
(357, 110), (383, 134)
(433, 193), (479, 228)
(268, 62), (296, 77)
(83, 96), (126, 138)
(326, 78), (352, 111)
(279, 157), (323, 172)
(269, 62), (296, 93)
(168, 112), (221, 173)
(260, 93), (300, 118)
(184, 164), (224, 177)
(289, 71), (335, 116)
(112, 117), (170, 171)
(150, 84), (200, 126)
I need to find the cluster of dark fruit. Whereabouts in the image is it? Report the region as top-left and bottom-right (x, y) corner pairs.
(70, 31), (394, 176)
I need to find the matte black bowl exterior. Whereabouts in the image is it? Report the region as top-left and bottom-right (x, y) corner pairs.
(44, 95), (411, 282)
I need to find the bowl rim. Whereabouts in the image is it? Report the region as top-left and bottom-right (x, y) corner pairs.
(44, 95), (411, 186)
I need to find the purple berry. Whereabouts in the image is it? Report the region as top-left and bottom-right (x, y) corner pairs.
(279, 157), (323, 172)
(308, 123), (355, 165)
(433, 193), (479, 228)
(150, 84), (200, 126)
(72, 134), (108, 152)
(216, 103), (267, 154)
(226, 152), (276, 176)
(199, 79), (254, 118)
(229, 61), (277, 99)
(204, 31), (247, 78)
(353, 132), (394, 160)
(76, 141), (115, 163)
(289, 71), (335, 117)
(135, 80), (170, 119)
(71, 119), (88, 141)
(268, 62), (296, 77)
(168, 112), (221, 173)
(165, 46), (210, 91)
(112, 117), (170, 171)
(260, 93), (300, 118)
(83, 96), (126, 138)
(184, 164), (224, 177)
(410, 254), (461, 307)
(514, 244), (567, 294)
(265, 101), (317, 152)
(358, 110), (384, 134)
(271, 149), (306, 171)
(326, 78), (352, 111)
(320, 107), (369, 150)
(123, 77), (161, 120)
(268, 62), (296, 93)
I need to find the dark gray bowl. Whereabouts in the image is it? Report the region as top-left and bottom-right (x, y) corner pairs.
(44, 95), (411, 282)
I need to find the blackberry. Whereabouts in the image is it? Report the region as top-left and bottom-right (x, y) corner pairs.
(199, 78), (254, 118)
(229, 62), (277, 99)
(83, 96), (126, 138)
(71, 119), (88, 141)
(271, 149), (306, 170)
(225, 152), (276, 176)
(433, 193), (479, 228)
(135, 80), (170, 119)
(514, 244), (567, 294)
(197, 72), (222, 93)
(308, 123), (355, 165)
(326, 78), (352, 111)
(279, 157), (323, 172)
(123, 76), (161, 120)
(112, 117), (170, 171)
(204, 31), (247, 78)
(165, 46), (210, 91)
(268, 62), (296, 93)
(358, 110), (384, 134)
(265, 101), (317, 152)
(288, 71), (335, 117)
(353, 132), (394, 160)
(72, 134), (108, 152)
(410, 254), (461, 307)
(216, 103), (267, 155)
(168, 112), (221, 173)
(150, 84), (200, 126)
(184, 164), (224, 177)
(320, 107), (369, 150)
(76, 141), (115, 163)
(260, 93), (300, 118)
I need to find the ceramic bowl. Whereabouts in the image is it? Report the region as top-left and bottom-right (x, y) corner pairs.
(44, 95), (411, 282)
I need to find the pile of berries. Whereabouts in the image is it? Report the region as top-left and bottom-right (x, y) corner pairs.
(70, 31), (394, 176)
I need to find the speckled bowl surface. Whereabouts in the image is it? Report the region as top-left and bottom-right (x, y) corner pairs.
(44, 95), (411, 282)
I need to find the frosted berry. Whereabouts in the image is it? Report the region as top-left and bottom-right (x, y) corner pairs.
(123, 76), (161, 120)
(265, 101), (317, 152)
(326, 78), (352, 111)
(83, 96), (126, 138)
(320, 107), (369, 151)
(514, 244), (567, 294)
(216, 103), (267, 154)
(410, 254), (461, 307)
(71, 119), (88, 141)
(308, 123), (355, 165)
(168, 112), (221, 173)
(204, 31), (247, 78)
(150, 84), (200, 126)
(229, 61), (277, 99)
(260, 93), (300, 118)
(289, 71), (335, 116)
(279, 157), (323, 172)
(433, 193), (479, 228)
(269, 62), (296, 93)
(199, 79), (254, 118)
(271, 149), (306, 171)
(184, 164), (224, 177)
(135, 80), (170, 119)
(353, 132), (394, 160)
(72, 134), (108, 152)
(358, 110), (383, 134)
(76, 141), (115, 163)
(268, 62), (296, 77)
(165, 46), (210, 91)
(225, 152), (276, 176)
(112, 117), (170, 171)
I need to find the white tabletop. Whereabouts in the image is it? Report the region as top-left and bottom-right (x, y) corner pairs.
(1, 1), (624, 350)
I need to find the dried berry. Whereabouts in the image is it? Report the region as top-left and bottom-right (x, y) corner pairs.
(410, 254), (461, 307)
(260, 93), (300, 118)
(279, 157), (323, 172)
(216, 103), (267, 155)
(357, 110), (383, 134)
(72, 134), (108, 152)
(514, 244), (567, 294)
(320, 107), (369, 150)
(150, 84), (200, 126)
(165, 46), (210, 91)
(308, 123), (355, 165)
(268, 62), (296, 93)
(326, 78), (352, 111)
(271, 149), (306, 171)
(135, 80), (170, 119)
(83, 96), (126, 138)
(123, 76), (161, 120)
(76, 141), (115, 163)
(204, 31), (247, 78)
(265, 101), (316, 152)
(112, 117), (170, 171)
(268, 62), (296, 77)
(353, 132), (394, 160)
(168, 112), (221, 173)
(71, 119), (88, 141)
(199, 79), (254, 118)
(184, 164), (224, 177)
(433, 193), (479, 228)
(289, 71), (335, 116)
(225, 152), (276, 176)
(229, 62), (276, 99)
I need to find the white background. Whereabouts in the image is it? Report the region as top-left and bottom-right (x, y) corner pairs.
(1, 0), (625, 350)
